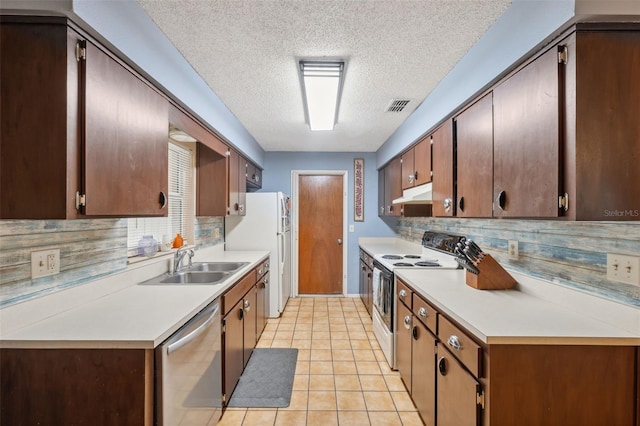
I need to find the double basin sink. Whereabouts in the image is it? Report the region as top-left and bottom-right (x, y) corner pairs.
(141, 262), (249, 285)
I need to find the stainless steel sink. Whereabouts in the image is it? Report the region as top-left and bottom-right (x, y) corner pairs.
(159, 271), (230, 284)
(186, 262), (249, 272)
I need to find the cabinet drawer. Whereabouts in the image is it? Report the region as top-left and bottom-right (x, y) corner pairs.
(438, 316), (482, 378)
(412, 293), (437, 334)
(222, 269), (257, 315)
(396, 279), (412, 308)
(257, 258), (270, 279)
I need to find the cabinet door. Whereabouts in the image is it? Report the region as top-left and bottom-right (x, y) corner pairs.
(196, 143), (228, 216)
(395, 300), (413, 392)
(238, 155), (247, 215)
(228, 150), (242, 215)
(256, 275), (267, 338)
(412, 319), (436, 426)
(432, 121), (455, 217)
(493, 46), (560, 217)
(384, 157), (402, 216)
(401, 147), (415, 190)
(83, 41), (169, 216)
(378, 169), (385, 217)
(223, 299), (244, 398)
(243, 286), (257, 366)
(437, 344), (481, 426)
(414, 136), (432, 186)
(359, 260), (368, 310)
(455, 93), (494, 218)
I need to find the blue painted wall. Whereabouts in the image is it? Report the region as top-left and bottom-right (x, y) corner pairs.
(262, 152), (396, 295)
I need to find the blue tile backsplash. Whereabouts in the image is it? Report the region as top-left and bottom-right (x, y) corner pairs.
(396, 217), (640, 307)
(0, 217), (224, 307)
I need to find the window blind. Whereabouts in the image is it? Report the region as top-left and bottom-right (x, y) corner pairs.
(127, 142), (195, 256)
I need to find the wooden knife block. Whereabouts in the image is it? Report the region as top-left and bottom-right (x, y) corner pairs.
(465, 254), (517, 290)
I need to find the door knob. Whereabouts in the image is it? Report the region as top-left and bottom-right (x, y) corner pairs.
(337, 238), (343, 245)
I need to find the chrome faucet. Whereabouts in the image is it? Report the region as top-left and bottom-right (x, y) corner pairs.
(173, 247), (195, 272)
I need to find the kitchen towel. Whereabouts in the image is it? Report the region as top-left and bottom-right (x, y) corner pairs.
(372, 267), (382, 309)
(227, 348), (298, 408)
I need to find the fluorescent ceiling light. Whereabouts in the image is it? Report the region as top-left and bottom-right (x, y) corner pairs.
(299, 61), (345, 131)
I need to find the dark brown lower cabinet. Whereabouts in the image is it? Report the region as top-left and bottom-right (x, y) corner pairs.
(0, 348), (153, 426)
(412, 319), (437, 425)
(223, 298), (245, 399)
(396, 300), (413, 391)
(256, 273), (268, 338)
(243, 286), (257, 366)
(437, 344), (481, 426)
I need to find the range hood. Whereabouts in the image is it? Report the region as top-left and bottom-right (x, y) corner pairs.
(392, 182), (433, 204)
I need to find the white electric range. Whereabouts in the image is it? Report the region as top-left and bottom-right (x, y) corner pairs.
(371, 231), (464, 369)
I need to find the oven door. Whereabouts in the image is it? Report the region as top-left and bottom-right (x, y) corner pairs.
(372, 262), (393, 331)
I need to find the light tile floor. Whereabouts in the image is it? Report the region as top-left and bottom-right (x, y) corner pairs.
(217, 297), (423, 425)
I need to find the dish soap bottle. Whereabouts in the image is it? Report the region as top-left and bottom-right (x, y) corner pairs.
(172, 233), (184, 248)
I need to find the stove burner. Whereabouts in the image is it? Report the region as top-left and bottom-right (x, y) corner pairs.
(382, 255), (403, 260)
(415, 261), (441, 267)
(404, 255), (421, 259)
(394, 262), (414, 267)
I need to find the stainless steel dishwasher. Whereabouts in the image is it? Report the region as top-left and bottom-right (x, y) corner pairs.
(156, 298), (221, 426)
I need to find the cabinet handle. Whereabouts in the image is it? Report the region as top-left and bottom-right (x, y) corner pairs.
(159, 191), (167, 209)
(244, 299), (251, 312)
(399, 289), (407, 300)
(418, 306), (428, 318)
(496, 190), (506, 211)
(438, 356), (448, 376)
(238, 204), (245, 213)
(408, 173), (415, 183)
(414, 171), (418, 181)
(380, 206), (384, 215)
(447, 334), (463, 351)
(444, 198), (452, 213)
(412, 325), (419, 340)
(239, 307), (244, 320)
(458, 196), (465, 212)
(264, 276), (269, 284)
(403, 316), (411, 330)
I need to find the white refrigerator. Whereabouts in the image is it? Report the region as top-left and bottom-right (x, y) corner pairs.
(225, 192), (291, 318)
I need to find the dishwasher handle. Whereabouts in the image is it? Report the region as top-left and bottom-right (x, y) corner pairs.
(167, 302), (219, 355)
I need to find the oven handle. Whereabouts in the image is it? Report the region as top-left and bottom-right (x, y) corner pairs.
(167, 303), (219, 355)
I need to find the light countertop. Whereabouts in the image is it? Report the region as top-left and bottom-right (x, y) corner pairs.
(0, 248), (269, 349)
(360, 237), (639, 346)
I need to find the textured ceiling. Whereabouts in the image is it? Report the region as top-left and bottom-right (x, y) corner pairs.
(136, 0), (511, 152)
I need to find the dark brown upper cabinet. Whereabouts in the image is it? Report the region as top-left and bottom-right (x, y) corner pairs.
(228, 149), (247, 216)
(492, 42), (562, 218)
(401, 135), (432, 190)
(431, 120), (455, 217)
(169, 104), (229, 217)
(1, 18), (169, 219)
(246, 161), (262, 191)
(383, 157), (402, 217)
(454, 93), (494, 218)
(565, 28), (640, 221)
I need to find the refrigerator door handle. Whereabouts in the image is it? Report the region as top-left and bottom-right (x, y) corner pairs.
(279, 233), (285, 275)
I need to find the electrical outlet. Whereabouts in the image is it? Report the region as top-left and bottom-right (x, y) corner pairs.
(606, 253), (640, 286)
(214, 227), (220, 238)
(508, 240), (519, 260)
(31, 249), (60, 279)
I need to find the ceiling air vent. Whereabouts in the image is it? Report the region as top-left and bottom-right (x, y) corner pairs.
(385, 99), (411, 113)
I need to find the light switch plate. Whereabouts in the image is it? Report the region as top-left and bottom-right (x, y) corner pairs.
(606, 253), (640, 286)
(31, 249), (60, 279)
(349, 225), (354, 233)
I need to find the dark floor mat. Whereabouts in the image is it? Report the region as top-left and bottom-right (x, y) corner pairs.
(227, 348), (298, 408)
